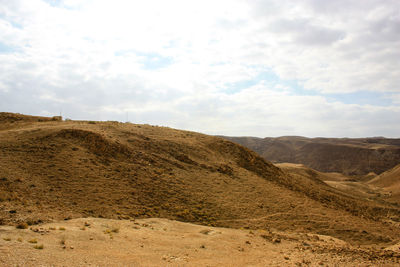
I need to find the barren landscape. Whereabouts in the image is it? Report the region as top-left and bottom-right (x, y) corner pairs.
(2, 0), (400, 265)
(1, 113), (400, 266)
(2, 217), (400, 266)
(224, 136), (400, 176)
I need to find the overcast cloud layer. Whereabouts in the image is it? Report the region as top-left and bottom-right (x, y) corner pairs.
(0, 0), (399, 137)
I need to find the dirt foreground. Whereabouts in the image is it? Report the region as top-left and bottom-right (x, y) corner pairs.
(1, 217), (399, 267)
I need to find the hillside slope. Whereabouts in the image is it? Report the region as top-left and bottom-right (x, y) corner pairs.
(276, 163), (391, 203)
(369, 164), (400, 202)
(223, 136), (400, 176)
(1, 113), (400, 245)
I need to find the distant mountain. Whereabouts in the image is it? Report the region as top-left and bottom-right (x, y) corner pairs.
(222, 136), (400, 176)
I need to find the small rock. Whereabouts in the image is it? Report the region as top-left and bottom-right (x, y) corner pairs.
(273, 238), (281, 243)
(70, 246), (74, 249)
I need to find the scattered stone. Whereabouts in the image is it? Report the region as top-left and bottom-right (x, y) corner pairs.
(273, 238), (281, 244)
(200, 229), (212, 235)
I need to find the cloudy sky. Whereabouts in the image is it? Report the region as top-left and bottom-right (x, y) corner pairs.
(1, 0), (399, 137)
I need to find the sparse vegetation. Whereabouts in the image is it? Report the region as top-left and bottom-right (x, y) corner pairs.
(0, 192), (6, 202)
(33, 244), (44, 249)
(16, 222), (28, 229)
(1, 112), (400, 247)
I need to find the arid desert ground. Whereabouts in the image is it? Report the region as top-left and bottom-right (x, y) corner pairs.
(1, 112), (400, 266)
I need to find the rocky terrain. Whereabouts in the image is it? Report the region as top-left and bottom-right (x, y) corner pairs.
(1, 217), (400, 266)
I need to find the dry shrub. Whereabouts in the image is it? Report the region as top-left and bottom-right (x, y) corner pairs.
(16, 222), (28, 229)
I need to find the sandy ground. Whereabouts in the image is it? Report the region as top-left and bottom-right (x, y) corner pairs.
(1, 217), (399, 267)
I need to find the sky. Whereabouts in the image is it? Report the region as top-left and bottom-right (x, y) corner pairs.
(0, 0), (399, 138)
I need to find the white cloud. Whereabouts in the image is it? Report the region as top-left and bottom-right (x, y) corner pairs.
(0, 0), (400, 137)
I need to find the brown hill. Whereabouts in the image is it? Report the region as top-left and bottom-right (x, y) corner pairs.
(276, 163), (390, 203)
(369, 164), (400, 202)
(0, 112), (61, 130)
(275, 163), (350, 182)
(223, 136), (400, 176)
(1, 113), (400, 245)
